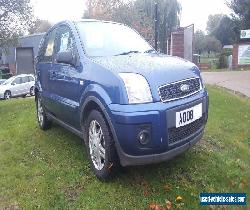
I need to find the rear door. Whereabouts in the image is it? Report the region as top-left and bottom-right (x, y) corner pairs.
(49, 25), (80, 127)
(21, 76), (30, 94)
(10, 77), (22, 96)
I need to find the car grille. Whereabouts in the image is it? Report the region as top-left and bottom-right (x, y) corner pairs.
(158, 78), (201, 102)
(168, 115), (205, 145)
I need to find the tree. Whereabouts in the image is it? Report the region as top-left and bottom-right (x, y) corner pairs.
(204, 36), (222, 56)
(194, 30), (206, 54)
(83, 0), (124, 20)
(206, 14), (238, 45)
(0, 0), (33, 50)
(206, 14), (225, 34)
(213, 16), (237, 45)
(28, 19), (52, 34)
(227, 0), (250, 29)
(194, 30), (222, 55)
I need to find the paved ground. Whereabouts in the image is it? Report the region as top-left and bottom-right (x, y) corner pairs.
(202, 71), (250, 97)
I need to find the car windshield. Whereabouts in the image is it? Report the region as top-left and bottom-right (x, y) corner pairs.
(76, 21), (153, 57)
(2, 77), (14, 85)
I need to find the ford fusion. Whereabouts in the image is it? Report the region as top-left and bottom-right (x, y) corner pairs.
(35, 20), (209, 180)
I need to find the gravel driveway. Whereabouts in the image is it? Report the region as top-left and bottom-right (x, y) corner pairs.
(201, 71), (250, 97)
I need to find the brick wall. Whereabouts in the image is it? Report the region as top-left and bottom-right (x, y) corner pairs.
(9, 64), (16, 75)
(171, 30), (184, 58)
(232, 44), (238, 69)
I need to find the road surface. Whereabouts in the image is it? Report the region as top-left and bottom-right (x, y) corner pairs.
(202, 71), (250, 97)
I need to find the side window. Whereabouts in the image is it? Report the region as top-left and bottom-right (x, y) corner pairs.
(22, 76), (29, 83)
(12, 77), (22, 85)
(28, 76), (34, 82)
(55, 25), (77, 55)
(39, 29), (57, 63)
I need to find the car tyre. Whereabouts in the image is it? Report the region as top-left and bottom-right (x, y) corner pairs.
(30, 86), (35, 96)
(36, 93), (52, 130)
(4, 91), (11, 100)
(85, 110), (120, 181)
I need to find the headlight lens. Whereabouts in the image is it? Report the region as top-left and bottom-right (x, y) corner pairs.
(119, 73), (153, 104)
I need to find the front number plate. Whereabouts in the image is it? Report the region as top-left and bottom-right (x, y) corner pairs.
(176, 103), (202, 128)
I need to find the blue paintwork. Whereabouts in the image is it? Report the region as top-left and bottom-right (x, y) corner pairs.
(35, 20), (209, 163)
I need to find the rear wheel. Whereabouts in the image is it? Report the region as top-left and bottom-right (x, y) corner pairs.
(85, 110), (120, 180)
(36, 93), (52, 130)
(4, 91), (11, 100)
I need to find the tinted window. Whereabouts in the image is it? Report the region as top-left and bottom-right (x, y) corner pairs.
(77, 22), (152, 57)
(22, 76), (29, 83)
(28, 76), (34, 82)
(39, 29), (57, 62)
(12, 77), (22, 85)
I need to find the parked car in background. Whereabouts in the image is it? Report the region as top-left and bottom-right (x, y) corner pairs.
(0, 79), (6, 85)
(0, 74), (35, 100)
(35, 20), (209, 180)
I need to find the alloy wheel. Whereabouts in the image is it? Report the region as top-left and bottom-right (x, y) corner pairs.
(4, 91), (10, 100)
(88, 120), (106, 171)
(37, 97), (44, 126)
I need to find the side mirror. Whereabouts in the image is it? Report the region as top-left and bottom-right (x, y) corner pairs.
(55, 51), (76, 67)
(11, 83), (16, 86)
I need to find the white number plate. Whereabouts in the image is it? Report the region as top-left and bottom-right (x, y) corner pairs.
(176, 103), (202, 128)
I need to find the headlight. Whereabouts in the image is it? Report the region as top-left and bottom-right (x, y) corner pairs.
(119, 73), (153, 104)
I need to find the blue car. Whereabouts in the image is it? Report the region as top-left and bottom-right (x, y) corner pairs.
(35, 20), (209, 180)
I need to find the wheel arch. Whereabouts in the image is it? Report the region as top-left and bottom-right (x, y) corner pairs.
(80, 96), (122, 162)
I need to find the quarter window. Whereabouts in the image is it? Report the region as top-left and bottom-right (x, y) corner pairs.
(39, 29), (57, 63)
(28, 76), (34, 82)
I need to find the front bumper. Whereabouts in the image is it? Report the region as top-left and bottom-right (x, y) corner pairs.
(109, 90), (209, 166)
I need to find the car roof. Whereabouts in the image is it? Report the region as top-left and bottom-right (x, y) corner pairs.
(75, 19), (123, 25)
(55, 19), (125, 27)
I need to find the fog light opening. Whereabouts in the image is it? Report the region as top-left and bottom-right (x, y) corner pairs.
(138, 130), (150, 145)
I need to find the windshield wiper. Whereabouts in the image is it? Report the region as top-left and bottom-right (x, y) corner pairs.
(115, 50), (140, 56)
(144, 49), (157, 53)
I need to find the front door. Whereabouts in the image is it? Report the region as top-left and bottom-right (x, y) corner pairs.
(49, 25), (80, 128)
(36, 28), (57, 112)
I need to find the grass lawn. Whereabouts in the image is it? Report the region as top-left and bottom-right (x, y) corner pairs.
(0, 87), (249, 210)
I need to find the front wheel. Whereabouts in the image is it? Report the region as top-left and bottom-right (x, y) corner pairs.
(4, 91), (11, 100)
(85, 110), (120, 180)
(30, 86), (35, 96)
(36, 93), (52, 130)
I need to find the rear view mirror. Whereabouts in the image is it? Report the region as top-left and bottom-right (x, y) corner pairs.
(55, 51), (76, 67)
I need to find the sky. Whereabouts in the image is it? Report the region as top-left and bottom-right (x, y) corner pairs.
(31, 0), (232, 32)
(178, 0), (232, 31)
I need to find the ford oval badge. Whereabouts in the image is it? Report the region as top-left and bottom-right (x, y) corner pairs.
(180, 84), (190, 92)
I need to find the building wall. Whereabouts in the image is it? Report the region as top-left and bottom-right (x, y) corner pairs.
(1, 33), (45, 75)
